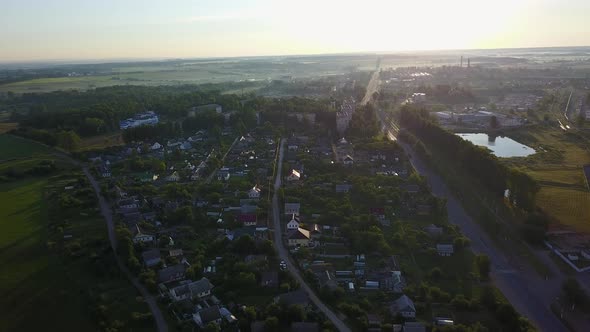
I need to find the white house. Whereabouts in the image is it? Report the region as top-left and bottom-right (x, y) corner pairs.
(131, 225), (155, 244)
(119, 111), (159, 130)
(287, 214), (300, 230)
(166, 171), (180, 182)
(287, 169), (301, 181)
(248, 186), (261, 199)
(180, 142), (192, 150)
(151, 142), (163, 150)
(100, 165), (111, 178)
(436, 244), (454, 256)
(390, 295), (416, 318)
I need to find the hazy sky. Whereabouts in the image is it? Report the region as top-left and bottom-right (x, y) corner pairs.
(1, 0), (589, 62)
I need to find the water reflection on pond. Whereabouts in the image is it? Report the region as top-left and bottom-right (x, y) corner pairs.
(457, 133), (535, 158)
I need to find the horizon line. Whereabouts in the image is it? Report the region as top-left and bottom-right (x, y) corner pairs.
(1, 44), (590, 68)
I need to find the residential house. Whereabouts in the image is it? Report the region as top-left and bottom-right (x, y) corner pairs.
(436, 244), (454, 256)
(390, 295), (416, 318)
(370, 207), (386, 220)
(131, 225), (155, 244)
(167, 140), (182, 149)
(151, 142), (163, 150)
(287, 169), (301, 181)
(180, 141), (192, 151)
(287, 228), (311, 247)
(285, 203), (301, 215)
(248, 186), (261, 199)
(425, 224), (443, 237)
(193, 305), (222, 328)
(343, 155), (354, 165)
(166, 171), (180, 182)
(119, 198), (139, 209)
(244, 255), (267, 265)
(260, 271), (279, 288)
(158, 264), (186, 284)
(169, 248), (184, 257)
(286, 214), (300, 230)
(142, 212), (157, 223)
(238, 214), (257, 227)
(99, 165), (111, 178)
(218, 167), (231, 181)
(335, 184), (353, 193)
(189, 104), (222, 116)
(141, 249), (161, 268)
(169, 277), (214, 301)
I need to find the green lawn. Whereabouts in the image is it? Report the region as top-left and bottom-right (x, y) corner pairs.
(0, 134), (52, 160)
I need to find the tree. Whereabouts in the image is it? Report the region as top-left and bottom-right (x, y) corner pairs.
(287, 304), (306, 322)
(453, 237), (471, 250)
(264, 316), (280, 332)
(475, 254), (491, 279)
(203, 322), (221, 332)
(168, 206), (193, 225)
(243, 306), (257, 322)
(495, 303), (519, 328)
(56, 130), (81, 151)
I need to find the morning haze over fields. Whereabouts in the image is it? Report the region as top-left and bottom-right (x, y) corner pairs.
(2, 1), (590, 332)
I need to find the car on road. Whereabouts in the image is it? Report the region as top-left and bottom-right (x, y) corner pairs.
(280, 260), (287, 270)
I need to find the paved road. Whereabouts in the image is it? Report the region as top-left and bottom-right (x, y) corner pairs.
(271, 140), (351, 332)
(83, 167), (169, 332)
(360, 70), (380, 106)
(377, 119), (569, 332)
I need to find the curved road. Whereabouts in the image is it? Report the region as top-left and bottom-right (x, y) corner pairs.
(83, 167), (169, 332)
(271, 140), (351, 332)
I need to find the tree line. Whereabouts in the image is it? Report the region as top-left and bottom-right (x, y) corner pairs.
(398, 106), (539, 211)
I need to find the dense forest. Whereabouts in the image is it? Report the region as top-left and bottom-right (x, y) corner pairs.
(398, 106), (539, 212)
(2, 85), (343, 146)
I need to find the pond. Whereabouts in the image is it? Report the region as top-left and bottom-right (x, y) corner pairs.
(456, 133), (536, 158)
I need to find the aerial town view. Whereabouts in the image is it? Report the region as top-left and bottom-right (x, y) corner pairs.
(2, 1), (590, 332)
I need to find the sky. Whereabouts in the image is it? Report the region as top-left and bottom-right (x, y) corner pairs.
(1, 0), (589, 62)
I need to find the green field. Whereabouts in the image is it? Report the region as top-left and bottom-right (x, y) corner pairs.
(0, 170), (154, 331)
(0, 134), (52, 160)
(0, 178), (98, 331)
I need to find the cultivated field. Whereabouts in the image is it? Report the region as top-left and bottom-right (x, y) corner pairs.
(0, 178), (97, 331)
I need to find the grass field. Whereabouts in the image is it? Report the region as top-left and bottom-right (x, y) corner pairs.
(507, 126), (590, 233)
(0, 178), (98, 331)
(0, 134), (53, 160)
(0, 175), (155, 332)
